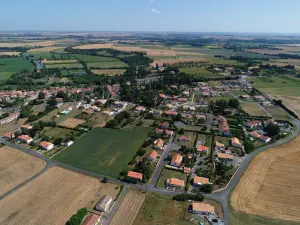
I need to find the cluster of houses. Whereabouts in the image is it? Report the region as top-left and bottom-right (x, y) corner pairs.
(214, 137), (243, 163)
(244, 120), (272, 143)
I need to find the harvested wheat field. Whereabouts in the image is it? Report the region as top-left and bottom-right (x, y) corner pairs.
(110, 190), (146, 225)
(231, 136), (300, 223)
(74, 43), (113, 49)
(41, 59), (77, 64)
(0, 52), (21, 56)
(0, 167), (105, 225)
(241, 103), (268, 117)
(0, 146), (46, 196)
(27, 46), (64, 52)
(0, 41), (58, 48)
(113, 45), (145, 52)
(152, 57), (208, 67)
(58, 118), (86, 129)
(146, 49), (176, 57)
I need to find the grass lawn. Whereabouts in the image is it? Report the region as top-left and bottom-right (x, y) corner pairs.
(241, 103), (268, 117)
(43, 127), (73, 138)
(215, 136), (230, 146)
(0, 57), (33, 80)
(264, 106), (291, 120)
(53, 127), (151, 177)
(175, 131), (197, 149)
(205, 96), (233, 102)
(230, 90), (249, 96)
(133, 192), (194, 225)
(157, 168), (187, 188)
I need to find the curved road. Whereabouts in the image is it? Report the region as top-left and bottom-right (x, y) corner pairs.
(1, 118), (299, 225)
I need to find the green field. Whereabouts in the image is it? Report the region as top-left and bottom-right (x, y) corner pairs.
(249, 76), (300, 96)
(157, 168), (187, 188)
(44, 63), (83, 69)
(181, 67), (225, 78)
(0, 57), (34, 80)
(53, 127), (151, 177)
(91, 69), (126, 76)
(28, 51), (69, 60)
(72, 54), (128, 69)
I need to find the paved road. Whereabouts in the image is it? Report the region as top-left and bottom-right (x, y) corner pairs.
(1, 117), (300, 225)
(204, 117), (300, 225)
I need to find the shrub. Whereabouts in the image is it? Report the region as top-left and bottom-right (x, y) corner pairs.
(172, 193), (204, 202)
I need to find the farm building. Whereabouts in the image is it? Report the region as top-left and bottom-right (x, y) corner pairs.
(39, 141), (54, 151)
(166, 178), (185, 189)
(253, 95), (265, 101)
(95, 195), (113, 212)
(147, 150), (158, 161)
(231, 137), (242, 148)
(192, 202), (215, 215)
(240, 95), (251, 100)
(153, 138), (164, 150)
(127, 171), (143, 182)
(82, 213), (101, 225)
(193, 176), (211, 187)
(170, 153), (183, 167)
(17, 135), (33, 143)
(63, 140), (74, 146)
(196, 145), (209, 154)
(0, 112), (20, 125)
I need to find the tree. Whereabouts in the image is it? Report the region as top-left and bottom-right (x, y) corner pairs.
(42, 135), (50, 141)
(244, 140), (255, 154)
(228, 99), (240, 108)
(137, 149), (146, 156)
(266, 123), (280, 136)
(38, 92), (45, 99)
(216, 99), (228, 113)
(178, 128), (185, 135)
(53, 138), (63, 145)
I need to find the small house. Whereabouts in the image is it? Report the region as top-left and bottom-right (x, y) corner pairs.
(127, 171), (143, 182)
(249, 131), (260, 139)
(170, 153), (182, 167)
(231, 137), (242, 148)
(259, 135), (271, 143)
(2, 132), (15, 140)
(215, 141), (225, 151)
(217, 153), (233, 161)
(17, 135), (33, 143)
(192, 202), (215, 215)
(153, 138), (164, 150)
(193, 176), (211, 186)
(39, 141), (54, 151)
(148, 150), (158, 161)
(166, 178), (185, 189)
(135, 106), (146, 112)
(178, 136), (191, 142)
(21, 124), (32, 130)
(196, 145), (209, 154)
(82, 213), (101, 225)
(183, 167), (191, 174)
(159, 121), (169, 129)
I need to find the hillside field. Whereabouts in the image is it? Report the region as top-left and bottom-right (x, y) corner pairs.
(53, 127), (151, 177)
(230, 136), (300, 224)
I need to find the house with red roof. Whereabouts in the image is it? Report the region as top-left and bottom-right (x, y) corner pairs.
(39, 141), (54, 151)
(17, 135), (33, 143)
(170, 153), (183, 167)
(82, 213), (100, 225)
(148, 150), (158, 161)
(127, 171), (143, 182)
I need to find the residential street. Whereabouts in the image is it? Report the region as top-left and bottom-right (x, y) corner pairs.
(1, 117), (300, 225)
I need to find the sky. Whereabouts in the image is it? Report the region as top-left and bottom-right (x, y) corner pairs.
(1, 0), (300, 33)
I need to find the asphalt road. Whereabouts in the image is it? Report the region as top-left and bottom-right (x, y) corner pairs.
(1, 117), (300, 225)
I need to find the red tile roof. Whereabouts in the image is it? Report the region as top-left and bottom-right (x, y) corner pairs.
(82, 213), (100, 225)
(127, 171), (143, 181)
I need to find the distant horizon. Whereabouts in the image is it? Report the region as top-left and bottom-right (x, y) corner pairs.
(1, 30), (300, 36)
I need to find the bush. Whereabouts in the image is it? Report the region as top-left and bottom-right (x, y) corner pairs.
(65, 208), (88, 225)
(172, 193), (204, 202)
(137, 149), (146, 156)
(178, 128), (185, 135)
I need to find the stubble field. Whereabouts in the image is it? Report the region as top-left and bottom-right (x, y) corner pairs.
(0, 146), (46, 196)
(0, 167), (105, 225)
(230, 136), (300, 224)
(110, 190), (146, 225)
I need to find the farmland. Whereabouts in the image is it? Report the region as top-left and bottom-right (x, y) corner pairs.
(0, 52), (21, 56)
(0, 57), (34, 80)
(72, 54), (128, 69)
(0, 167), (113, 225)
(73, 43), (113, 49)
(0, 146), (46, 196)
(180, 67), (225, 78)
(109, 190), (146, 225)
(133, 193), (194, 225)
(230, 136), (300, 224)
(53, 127), (151, 177)
(91, 69), (126, 76)
(273, 95), (300, 118)
(44, 63), (83, 69)
(241, 103), (269, 117)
